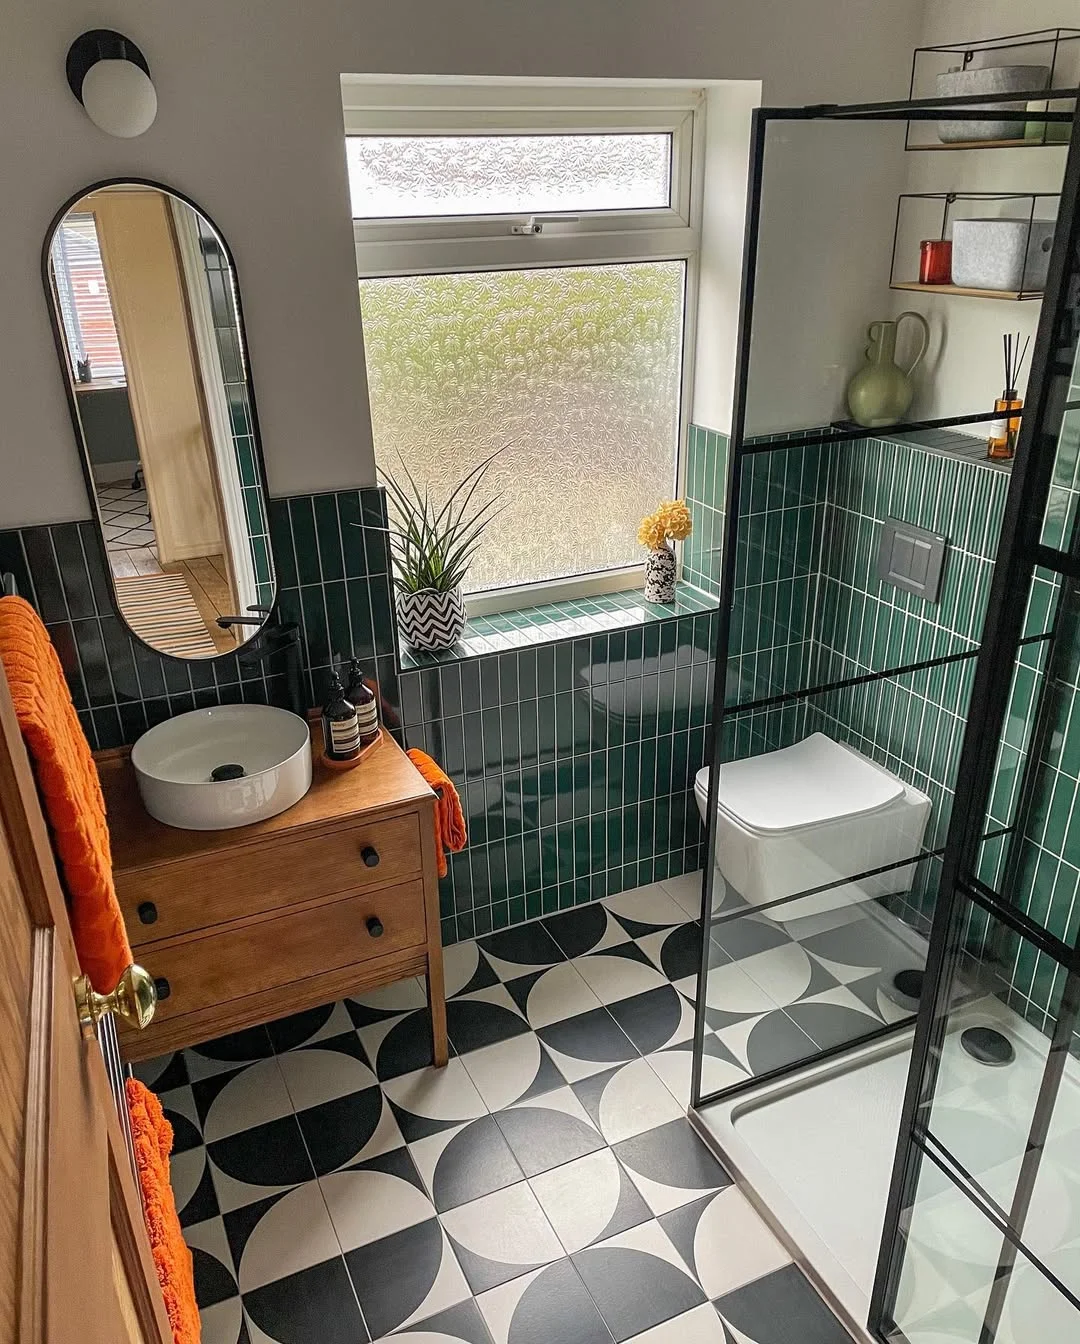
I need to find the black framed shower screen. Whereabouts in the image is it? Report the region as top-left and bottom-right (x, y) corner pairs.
(689, 89), (1080, 1344)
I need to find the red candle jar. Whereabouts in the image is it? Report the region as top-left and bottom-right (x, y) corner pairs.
(919, 239), (952, 285)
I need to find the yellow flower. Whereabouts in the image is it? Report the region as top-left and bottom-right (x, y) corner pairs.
(638, 499), (693, 550)
(637, 514), (666, 550)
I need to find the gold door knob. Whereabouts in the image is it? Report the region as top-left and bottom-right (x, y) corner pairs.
(74, 964), (157, 1038)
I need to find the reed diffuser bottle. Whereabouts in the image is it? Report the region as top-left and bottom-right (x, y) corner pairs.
(988, 332), (1030, 462)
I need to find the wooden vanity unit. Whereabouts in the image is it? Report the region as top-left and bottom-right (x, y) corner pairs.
(96, 729), (447, 1065)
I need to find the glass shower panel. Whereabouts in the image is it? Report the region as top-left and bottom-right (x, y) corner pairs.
(693, 641), (991, 1106)
(697, 521), (991, 1109)
(1017, 1032), (1080, 1309)
(1039, 330), (1080, 552)
(699, 852), (937, 1096)
(725, 446), (827, 708)
(921, 903), (1067, 1220)
(891, 1148), (1080, 1344)
(976, 570), (1080, 950)
(893, 1154), (1005, 1342)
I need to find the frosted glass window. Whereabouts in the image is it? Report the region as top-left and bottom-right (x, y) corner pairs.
(347, 134), (672, 219)
(360, 262), (685, 593)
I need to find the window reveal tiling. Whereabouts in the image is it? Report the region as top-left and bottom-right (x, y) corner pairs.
(133, 876), (856, 1344)
(398, 584), (719, 671)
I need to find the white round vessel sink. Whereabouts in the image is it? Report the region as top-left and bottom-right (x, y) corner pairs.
(131, 705), (312, 831)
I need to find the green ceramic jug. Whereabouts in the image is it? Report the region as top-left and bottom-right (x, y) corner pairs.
(846, 311), (929, 428)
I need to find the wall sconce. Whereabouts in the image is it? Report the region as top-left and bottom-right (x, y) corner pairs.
(66, 30), (157, 139)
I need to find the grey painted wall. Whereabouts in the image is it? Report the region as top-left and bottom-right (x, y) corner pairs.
(0, 0), (922, 528)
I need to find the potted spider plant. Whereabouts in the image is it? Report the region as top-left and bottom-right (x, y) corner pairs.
(380, 450), (503, 652)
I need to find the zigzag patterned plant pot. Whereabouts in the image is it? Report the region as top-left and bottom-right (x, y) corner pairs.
(396, 586), (467, 651)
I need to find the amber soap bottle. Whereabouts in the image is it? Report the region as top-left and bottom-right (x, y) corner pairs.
(345, 660), (381, 748)
(322, 670), (361, 761)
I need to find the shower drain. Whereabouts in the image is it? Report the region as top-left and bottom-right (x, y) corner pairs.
(882, 968), (924, 1012)
(960, 1026), (1015, 1066)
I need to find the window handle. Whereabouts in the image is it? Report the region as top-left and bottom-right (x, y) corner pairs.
(509, 215), (580, 236)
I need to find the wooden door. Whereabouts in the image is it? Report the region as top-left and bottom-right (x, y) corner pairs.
(89, 188), (225, 565)
(0, 664), (170, 1344)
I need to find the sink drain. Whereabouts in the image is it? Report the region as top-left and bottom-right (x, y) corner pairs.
(211, 762), (246, 782)
(960, 1026), (1015, 1066)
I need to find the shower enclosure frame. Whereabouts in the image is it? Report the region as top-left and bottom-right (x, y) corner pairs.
(689, 88), (1080, 1343)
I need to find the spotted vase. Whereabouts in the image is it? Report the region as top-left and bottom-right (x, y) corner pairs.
(644, 544), (677, 603)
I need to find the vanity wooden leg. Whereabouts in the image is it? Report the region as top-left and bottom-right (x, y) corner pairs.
(427, 954), (448, 1069)
(418, 799), (449, 1067)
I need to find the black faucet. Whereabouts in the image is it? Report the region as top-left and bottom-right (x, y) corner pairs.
(217, 603), (275, 630)
(229, 606), (307, 719)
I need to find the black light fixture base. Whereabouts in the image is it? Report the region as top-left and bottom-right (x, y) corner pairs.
(960, 1026), (1015, 1067)
(66, 29), (150, 104)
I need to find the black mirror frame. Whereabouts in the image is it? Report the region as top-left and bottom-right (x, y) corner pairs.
(41, 176), (276, 665)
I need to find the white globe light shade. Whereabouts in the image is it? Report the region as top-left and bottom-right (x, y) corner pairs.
(80, 59), (157, 138)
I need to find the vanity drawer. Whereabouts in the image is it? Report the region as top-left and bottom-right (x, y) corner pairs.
(118, 810), (422, 942)
(138, 878), (427, 1025)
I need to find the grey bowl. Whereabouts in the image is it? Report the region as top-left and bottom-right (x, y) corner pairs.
(936, 65), (1050, 142)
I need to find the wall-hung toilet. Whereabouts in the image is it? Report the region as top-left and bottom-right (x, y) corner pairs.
(694, 733), (931, 922)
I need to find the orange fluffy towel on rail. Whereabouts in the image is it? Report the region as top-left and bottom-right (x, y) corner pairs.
(407, 748), (467, 877)
(126, 1079), (201, 1344)
(0, 595), (132, 993)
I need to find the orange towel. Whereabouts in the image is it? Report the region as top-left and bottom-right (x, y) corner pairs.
(0, 596), (131, 993)
(126, 1079), (201, 1344)
(407, 748), (467, 878)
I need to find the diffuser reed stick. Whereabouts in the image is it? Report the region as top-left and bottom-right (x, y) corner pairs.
(988, 331), (1030, 461)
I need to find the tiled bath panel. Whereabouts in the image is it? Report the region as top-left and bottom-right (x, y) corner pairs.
(135, 877), (854, 1344)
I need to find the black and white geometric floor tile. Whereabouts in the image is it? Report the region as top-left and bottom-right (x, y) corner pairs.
(528, 1148), (652, 1254)
(571, 1219), (707, 1341)
(457, 1031), (566, 1112)
(327, 1156), (471, 1336)
(571, 1056), (684, 1144)
(410, 1112), (526, 1212)
(613, 1117), (732, 1217)
(476, 1256), (614, 1344)
(441, 1181), (565, 1294)
(137, 876), (860, 1344)
(658, 1186), (790, 1301)
(713, 1264), (856, 1344)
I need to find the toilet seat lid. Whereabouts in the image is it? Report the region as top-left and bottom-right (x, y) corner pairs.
(704, 733), (905, 833)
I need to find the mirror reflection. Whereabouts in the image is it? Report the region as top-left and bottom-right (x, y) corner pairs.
(46, 183), (275, 659)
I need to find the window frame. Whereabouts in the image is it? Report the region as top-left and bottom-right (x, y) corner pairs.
(50, 213), (127, 382)
(345, 81), (704, 612)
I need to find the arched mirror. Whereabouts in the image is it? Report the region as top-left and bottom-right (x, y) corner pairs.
(44, 181), (275, 659)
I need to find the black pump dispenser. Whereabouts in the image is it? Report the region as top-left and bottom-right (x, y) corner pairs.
(322, 669), (361, 761)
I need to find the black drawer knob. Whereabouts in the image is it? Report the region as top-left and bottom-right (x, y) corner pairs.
(361, 846), (380, 868)
(137, 901), (158, 925)
(366, 916), (384, 938)
(153, 977), (171, 1001)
